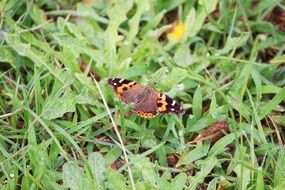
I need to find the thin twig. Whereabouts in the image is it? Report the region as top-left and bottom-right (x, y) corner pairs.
(90, 74), (136, 190)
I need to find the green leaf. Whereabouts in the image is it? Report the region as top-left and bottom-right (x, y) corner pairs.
(171, 173), (187, 190)
(178, 143), (210, 165)
(259, 88), (285, 119)
(29, 3), (46, 24)
(216, 32), (250, 55)
(256, 168), (264, 190)
(189, 157), (218, 190)
(133, 157), (157, 187)
(274, 150), (285, 186)
(186, 114), (226, 132)
(233, 164), (251, 190)
(188, 0), (218, 37)
(150, 67), (168, 84)
(105, 169), (127, 190)
(161, 68), (188, 88)
(174, 45), (195, 67)
(105, 146), (122, 166)
(140, 10), (166, 37)
(0, 45), (16, 68)
(193, 85), (202, 119)
(63, 162), (93, 190)
(42, 93), (76, 119)
(208, 133), (240, 157)
(88, 152), (106, 184)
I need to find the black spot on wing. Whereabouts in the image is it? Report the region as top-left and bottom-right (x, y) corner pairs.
(107, 78), (135, 89)
(165, 95), (184, 115)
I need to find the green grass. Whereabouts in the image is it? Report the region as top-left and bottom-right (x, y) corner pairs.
(1, 0), (285, 189)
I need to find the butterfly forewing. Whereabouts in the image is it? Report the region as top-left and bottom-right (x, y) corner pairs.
(157, 93), (184, 115)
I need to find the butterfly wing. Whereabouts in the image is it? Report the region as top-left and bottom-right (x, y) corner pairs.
(132, 90), (158, 119)
(107, 78), (144, 103)
(157, 93), (184, 115)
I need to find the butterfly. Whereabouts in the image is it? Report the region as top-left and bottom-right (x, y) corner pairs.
(107, 78), (184, 119)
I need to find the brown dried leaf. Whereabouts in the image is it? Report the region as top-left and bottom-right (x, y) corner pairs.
(191, 120), (229, 143)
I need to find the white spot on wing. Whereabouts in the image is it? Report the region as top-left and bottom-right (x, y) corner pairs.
(180, 107), (183, 110)
(171, 108), (175, 111)
(119, 79), (124, 83)
(171, 101), (176, 106)
(111, 78), (115, 81)
(114, 83), (117, 85)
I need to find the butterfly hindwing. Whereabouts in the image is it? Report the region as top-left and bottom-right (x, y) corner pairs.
(157, 93), (184, 115)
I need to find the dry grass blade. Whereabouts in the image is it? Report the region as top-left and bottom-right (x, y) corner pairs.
(90, 73), (136, 190)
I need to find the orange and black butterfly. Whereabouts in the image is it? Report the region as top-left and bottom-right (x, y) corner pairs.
(107, 78), (184, 119)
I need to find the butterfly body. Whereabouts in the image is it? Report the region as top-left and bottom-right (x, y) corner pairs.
(107, 78), (184, 118)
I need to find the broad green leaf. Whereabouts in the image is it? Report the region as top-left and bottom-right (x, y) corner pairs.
(88, 152), (106, 184)
(171, 173), (187, 190)
(105, 146), (122, 166)
(188, 0), (218, 37)
(42, 93), (76, 119)
(128, 0), (150, 43)
(105, 0), (133, 71)
(177, 143), (210, 165)
(161, 68), (188, 88)
(29, 3), (46, 24)
(155, 146), (168, 167)
(208, 132), (240, 157)
(104, 169), (127, 190)
(150, 67), (168, 84)
(186, 114), (226, 132)
(63, 162), (93, 190)
(174, 45), (195, 67)
(0, 45), (16, 68)
(133, 157), (157, 187)
(216, 32), (250, 55)
(189, 157), (218, 190)
(233, 164), (251, 190)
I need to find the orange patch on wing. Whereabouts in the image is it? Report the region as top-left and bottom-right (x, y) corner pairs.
(134, 110), (156, 119)
(157, 94), (168, 112)
(116, 82), (137, 93)
(115, 93), (125, 102)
